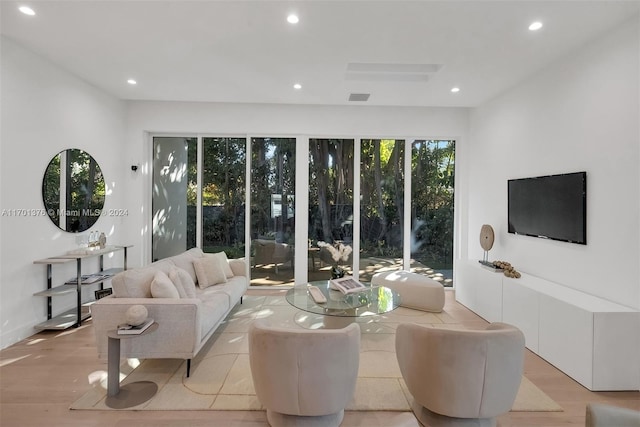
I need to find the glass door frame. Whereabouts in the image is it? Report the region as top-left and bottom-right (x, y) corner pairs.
(147, 133), (458, 286)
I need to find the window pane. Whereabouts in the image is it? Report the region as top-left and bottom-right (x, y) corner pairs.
(360, 139), (405, 281)
(152, 137), (197, 261)
(309, 139), (354, 280)
(250, 137), (296, 285)
(202, 137), (246, 258)
(411, 140), (455, 287)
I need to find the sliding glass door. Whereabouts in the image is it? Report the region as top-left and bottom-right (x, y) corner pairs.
(308, 139), (355, 280)
(360, 139), (405, 282)
(249, 137), (296, 285)
(152, 136), (246, 261)
(201, 137), (246, 257)
(151, 135), (455, 287)
(410, 140), (455, 286)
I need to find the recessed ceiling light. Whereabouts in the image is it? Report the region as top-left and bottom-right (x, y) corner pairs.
(127, 79), (137, 85)
(19, 6), (35, 16)
(451, 87), (460, 93)
(529, 21), (543, 31)
(293, 83), (302, 90)
(287, 14), (299, 24)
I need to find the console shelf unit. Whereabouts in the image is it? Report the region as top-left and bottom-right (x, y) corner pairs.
(33, 245), (132, 330)
(455, 260), (640, 391)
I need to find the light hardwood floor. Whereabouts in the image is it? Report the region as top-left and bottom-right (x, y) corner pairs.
(1, 290), (638, 427)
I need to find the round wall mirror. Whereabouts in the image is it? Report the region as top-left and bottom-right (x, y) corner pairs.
(42, 149), (105, 232)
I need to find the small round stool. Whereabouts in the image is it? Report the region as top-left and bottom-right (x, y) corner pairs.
(371, 270), (445, 312)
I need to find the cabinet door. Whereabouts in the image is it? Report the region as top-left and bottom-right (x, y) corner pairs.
(592, 312), (640, 390)
(455, 261), (502, 322)
(502, 280), (539, 352)
(454, 261), (476, 310)
(539, 294), (593, 389)
(474, 268), (503, 323)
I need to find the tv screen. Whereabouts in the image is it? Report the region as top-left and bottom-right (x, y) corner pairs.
(508, 172), (586, 245)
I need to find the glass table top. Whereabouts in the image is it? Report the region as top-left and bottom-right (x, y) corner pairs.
(285, 280), (401, 318)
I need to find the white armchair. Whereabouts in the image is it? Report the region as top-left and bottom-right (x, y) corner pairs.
(585, 403), (640, 427)
(248, 319), (360, 427)
(396, 322), (525, 427)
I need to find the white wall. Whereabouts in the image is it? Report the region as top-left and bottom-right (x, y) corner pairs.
(462, 17), (640, 309)
(152, 137), (189, 260)
(0, 37), (127, 348)
(124, 101), (470, 268)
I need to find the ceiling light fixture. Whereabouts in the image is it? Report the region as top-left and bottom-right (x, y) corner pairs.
(19, 6), (35, 16)
(293, 83), (302, 90)
(451, 87), (460, 93)
(127, 79), (137, 85)
(529, 21), (543, 31)
(287, 14), (299, 24)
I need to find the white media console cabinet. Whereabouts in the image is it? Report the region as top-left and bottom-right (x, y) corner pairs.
(455, 260), (640, 391)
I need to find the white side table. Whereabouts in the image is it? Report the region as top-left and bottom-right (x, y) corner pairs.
(105, 323), (159, 409)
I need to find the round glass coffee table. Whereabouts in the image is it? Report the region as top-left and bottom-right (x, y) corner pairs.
(285, 280), (401, 328)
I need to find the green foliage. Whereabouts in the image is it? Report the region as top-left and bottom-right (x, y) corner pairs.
(411, 140), (455, 268)
(168, 136), (455, 270)
(250, 138), (296, 239)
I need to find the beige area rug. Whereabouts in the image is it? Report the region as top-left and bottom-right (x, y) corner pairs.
(71, 295), (562, 412)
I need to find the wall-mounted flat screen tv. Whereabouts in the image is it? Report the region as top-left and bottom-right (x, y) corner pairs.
(508, 171), (587, 245)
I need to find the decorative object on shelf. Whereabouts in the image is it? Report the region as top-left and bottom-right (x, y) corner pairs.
(493, 260), (521, 278)
(317, 240), (352, 279)
(331, 266), (345, 279)
(478, 224), (495, 267)
(89, 231), (97, 248)
(126, 305), (148, 326)
(99, 232), (107, 249)
(95, 288), (113, 300)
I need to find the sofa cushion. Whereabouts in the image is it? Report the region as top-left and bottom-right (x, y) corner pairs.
(111, 260), (173, 298)
(203, 276), (247, 306)
(229, 258), (246, 277)
(150, 271), (180, 298)
(207, 251), (234, 278)
(193, 256), (228, 289)
(168, 247), (204, 283)
(199, 292), (231, 338)
(169, 267), (197, 299)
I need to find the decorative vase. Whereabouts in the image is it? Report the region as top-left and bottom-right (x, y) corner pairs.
(99, 232), (107, 249)
(331, 266), (345, 279)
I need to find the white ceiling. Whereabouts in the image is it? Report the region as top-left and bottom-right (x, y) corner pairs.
(2, 1), (639, 107)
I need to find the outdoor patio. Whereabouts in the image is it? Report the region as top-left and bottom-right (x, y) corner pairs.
(249, 255), (453, 287)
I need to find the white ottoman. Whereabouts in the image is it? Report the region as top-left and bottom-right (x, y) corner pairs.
(371, 270), (445, 312)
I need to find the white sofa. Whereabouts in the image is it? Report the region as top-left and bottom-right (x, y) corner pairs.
(91, 248), (248, 376)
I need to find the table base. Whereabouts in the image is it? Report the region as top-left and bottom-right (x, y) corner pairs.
(105, 381), (158, 409)
(323, 316), (356, 329)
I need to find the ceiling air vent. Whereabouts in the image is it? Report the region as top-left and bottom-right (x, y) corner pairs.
(345, 62), (442, 82)
(348, 93), (370, 102)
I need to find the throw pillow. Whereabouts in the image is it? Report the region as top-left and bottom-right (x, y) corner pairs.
(150, 270), (180, 298)
(193, 256), (228, 289)
(168, 267), (197, 299)
(207, 251), (234, 278)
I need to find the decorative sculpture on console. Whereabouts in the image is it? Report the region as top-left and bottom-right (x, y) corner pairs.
(479, 224), (495, 267)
